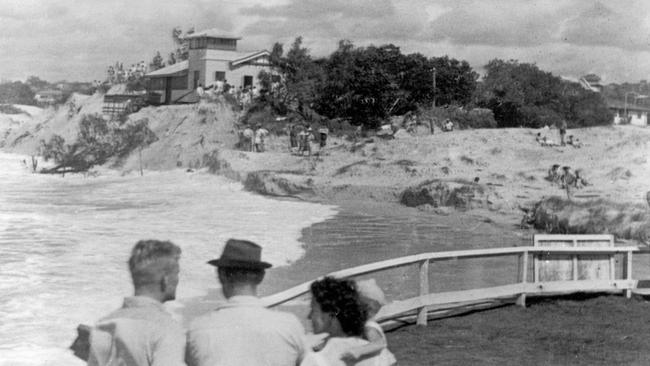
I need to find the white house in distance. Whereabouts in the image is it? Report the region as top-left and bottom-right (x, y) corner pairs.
(145, 29), (272, 104)
(34, 89), (63, 105)
(564, 74), (648, 126)
(608, 99), (649, 127)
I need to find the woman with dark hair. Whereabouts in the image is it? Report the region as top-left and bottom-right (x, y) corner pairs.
(302, 277), (385, 366)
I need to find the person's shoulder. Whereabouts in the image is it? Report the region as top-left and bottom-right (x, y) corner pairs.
(187, 311), (220, 332)
(266, 308), (305, 329)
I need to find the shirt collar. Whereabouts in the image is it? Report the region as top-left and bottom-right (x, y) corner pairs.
(216, 295), (264, 309)
(122, 296), (166, 312)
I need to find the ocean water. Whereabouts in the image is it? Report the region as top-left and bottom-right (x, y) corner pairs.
(0, 152), (337, 366)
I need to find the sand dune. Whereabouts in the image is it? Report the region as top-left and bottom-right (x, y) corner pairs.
(2, 97), (649, 237)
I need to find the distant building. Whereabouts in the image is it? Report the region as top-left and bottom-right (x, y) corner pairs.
(607, 99), (649, 127)
(563, 75), (647, 126)
(145, 29), (273, 104)
(579, 75), (603, 93)
(34, 90), (63, 105)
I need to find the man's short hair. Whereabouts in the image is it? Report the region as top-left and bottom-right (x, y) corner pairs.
(218, 266), (265, 286)
(128, 240), (181, 288)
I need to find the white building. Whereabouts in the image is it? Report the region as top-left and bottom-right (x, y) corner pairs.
(145, 29), (273, 104)
(34, 90), (63, 105)
(609, 99), (649, 127)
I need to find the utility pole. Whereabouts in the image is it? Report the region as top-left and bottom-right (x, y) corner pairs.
(432, 67), (436, 108)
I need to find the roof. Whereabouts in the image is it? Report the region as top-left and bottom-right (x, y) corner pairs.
(606, 98), (650, 112)
(579, 77), (603, 92)
(560, 76), (580, 84)
(231, 50), (271, 66)
(35, 89), (63, 96)
(144, 51), (270, 79)
(184, 29), (241, 40)
(200, 49), (270, 63)
(145, 60), (189, 77)
(105, 84), (147, 96)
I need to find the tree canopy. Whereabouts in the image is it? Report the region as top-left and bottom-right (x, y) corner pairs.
(475, 59), (611, 128)
(0, 81), (36, 105)
(260, 38), (479, 128)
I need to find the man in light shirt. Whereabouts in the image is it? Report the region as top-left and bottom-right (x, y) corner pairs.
(87, 240), (185, 366)
(185, 239), (307, 366)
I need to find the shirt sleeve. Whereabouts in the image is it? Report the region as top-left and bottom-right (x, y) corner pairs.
(288, 316), (308, 365)
(152, 324), (186, 366)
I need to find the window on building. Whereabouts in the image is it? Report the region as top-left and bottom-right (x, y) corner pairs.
(243, 75), (253, 88)
(215, 71), (226, 81)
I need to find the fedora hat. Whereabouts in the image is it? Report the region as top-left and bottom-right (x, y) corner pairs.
(207, 239), (272, 269)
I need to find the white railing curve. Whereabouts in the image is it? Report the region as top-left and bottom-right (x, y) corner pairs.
(263, 244), (639, 326)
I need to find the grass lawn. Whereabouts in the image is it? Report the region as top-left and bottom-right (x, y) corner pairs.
(387, 294), (650, 366)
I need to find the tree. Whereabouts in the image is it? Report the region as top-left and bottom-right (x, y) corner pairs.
(39, 114), (157, 174)
(475, 59), (611, 128)
(26, 76), (50, 91)
(430, 56), (478, 106)
(149, 52), (165, 71)
(258, 37), (325, 119)
(0, 81), (36, 105)
(316, 41), (478, 128)
(252, 37), (479, 128)
(168, 27), (193, 65)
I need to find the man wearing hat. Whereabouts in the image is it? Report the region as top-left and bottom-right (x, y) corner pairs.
(185, 239), (307, 366)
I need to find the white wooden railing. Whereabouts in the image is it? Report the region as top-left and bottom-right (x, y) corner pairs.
(263, 243), (638, 326)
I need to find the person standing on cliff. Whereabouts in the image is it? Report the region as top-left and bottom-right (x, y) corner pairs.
(243, 127), (255, 152)
(289, 123), (299, 153)
(561, 166), (576, 199)
(185, 239), (307, 366)
(85, 240), (185, 366)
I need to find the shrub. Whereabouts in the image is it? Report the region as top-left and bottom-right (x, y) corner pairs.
(0, 104), (29, 115)
(531, 197), (650, 242)
(0, 81), (36, 105)
(419, 106), (497, 129)
(39, 114), (156, 174)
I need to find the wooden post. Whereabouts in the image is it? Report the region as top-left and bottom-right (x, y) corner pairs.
(572, 255), (578, 280)
(417, 259), (430, 326)
(517, 251), (528, 307)
(533, 253), (539, 283)
(572, 238), (578, 281)
(626, 250), (633, 298)
(138, 148), (144, 176)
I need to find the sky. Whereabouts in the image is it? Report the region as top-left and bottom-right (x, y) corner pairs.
(1, 0), (649, 84)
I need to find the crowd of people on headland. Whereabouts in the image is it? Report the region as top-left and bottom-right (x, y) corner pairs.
(196, 81), (259, 108)
(71, 239), (396, 366)
(237, 123), (330, 157)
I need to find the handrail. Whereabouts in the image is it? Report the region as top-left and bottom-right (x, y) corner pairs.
(263, 245), (639, 308)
